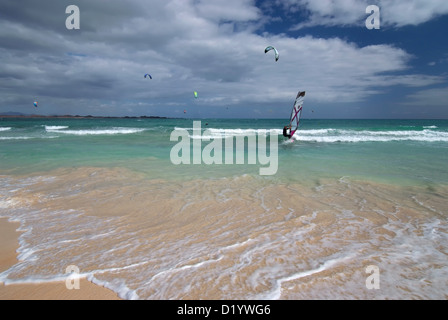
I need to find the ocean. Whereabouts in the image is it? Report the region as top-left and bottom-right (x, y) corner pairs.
(0, 117), (447, 299)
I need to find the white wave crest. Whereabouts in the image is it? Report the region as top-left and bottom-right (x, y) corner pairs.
(46, 128), (146, 135)
(44, 126), (69, 130)
(293, 128), (448, 143)
(0, 136), (33, 140)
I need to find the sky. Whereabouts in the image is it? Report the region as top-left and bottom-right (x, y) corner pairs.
(0, 0), (447, 119)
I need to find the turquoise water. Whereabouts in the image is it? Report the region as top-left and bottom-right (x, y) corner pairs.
(1, 117), (448, 299)
(1, 117), (447, 185)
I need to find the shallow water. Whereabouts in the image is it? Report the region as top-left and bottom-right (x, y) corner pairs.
(0, 118), (447, 299)
(1, 167), (447, 299)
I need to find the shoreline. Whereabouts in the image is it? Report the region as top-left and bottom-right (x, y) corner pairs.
(0, 217), (122, 300)
(0, 114), (169, 120)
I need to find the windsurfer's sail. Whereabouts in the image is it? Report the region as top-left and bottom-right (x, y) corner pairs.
(284, 91), (305, 139)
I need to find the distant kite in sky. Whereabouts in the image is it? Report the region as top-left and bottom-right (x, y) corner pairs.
(33, 101), (38, 107)
(144, 74), (152, 79)
(264, 46), (279, 61)
(194, 91), (198, 99)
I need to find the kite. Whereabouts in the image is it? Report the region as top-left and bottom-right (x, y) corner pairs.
(264, 46), (279, 61)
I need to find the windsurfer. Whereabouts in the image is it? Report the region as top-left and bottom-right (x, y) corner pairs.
(283, 90), (305, 140)
(283, 125), (292, 138)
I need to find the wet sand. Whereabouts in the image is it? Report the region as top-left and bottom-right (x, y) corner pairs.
(1, 167), (447, 299)
(0, 217), (121, 300)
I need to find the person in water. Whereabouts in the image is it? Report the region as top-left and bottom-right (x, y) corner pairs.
(283, 125), (292, 138)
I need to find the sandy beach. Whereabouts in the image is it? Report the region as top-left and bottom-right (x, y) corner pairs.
(1, 119), (447, 299)
(0, 217), (121, 300)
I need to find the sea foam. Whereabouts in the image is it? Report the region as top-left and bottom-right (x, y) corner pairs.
(45, 127), (146, 135)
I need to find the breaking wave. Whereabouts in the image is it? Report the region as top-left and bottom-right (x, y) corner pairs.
(293, 128), (448, 143)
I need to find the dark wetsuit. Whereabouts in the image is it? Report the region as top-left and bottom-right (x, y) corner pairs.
(283, 126), (292, 139)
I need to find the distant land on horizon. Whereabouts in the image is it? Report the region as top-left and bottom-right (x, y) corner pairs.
(0, 112), (168, 119)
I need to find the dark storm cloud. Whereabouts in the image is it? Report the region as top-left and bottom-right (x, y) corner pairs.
(0, 0), (446, 118)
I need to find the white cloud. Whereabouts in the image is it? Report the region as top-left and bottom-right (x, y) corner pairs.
(0, 0), (445, 117)
(289, 0), (369, 29)
(196, 0), (261, 22)
(403, 87), (448, 106)
(284, 0), (448, 29)
(381, 0), (448, 27)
